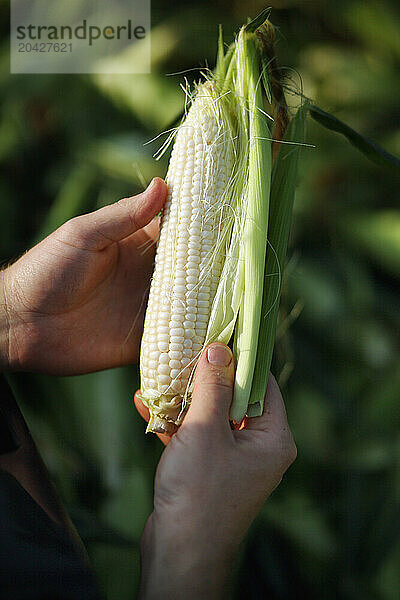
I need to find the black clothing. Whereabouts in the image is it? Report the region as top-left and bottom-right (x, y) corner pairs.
(0, 375), (102, 600)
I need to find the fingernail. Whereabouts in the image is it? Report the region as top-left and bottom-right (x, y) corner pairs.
(207, 345), (232, 367)
(146, 178), (157, 191)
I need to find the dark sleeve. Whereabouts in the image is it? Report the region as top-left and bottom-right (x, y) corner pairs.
(0, 471), (103, 600)
(0, 373), (103, 600)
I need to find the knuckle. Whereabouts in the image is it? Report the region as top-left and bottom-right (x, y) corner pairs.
(203, 373), (233, 395)
(60, 215), (85, 238)
(59, 214), (97, 249)
(59, 216), (76, 235)
(116, 197), (129, 209)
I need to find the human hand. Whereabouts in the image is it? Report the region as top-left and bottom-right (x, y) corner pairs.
(0, 178), (168, 374)
(136, 343), (297, 600)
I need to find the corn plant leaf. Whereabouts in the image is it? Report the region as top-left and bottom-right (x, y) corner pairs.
(308, 104), (400, 173)
(249, 103), (307, 413)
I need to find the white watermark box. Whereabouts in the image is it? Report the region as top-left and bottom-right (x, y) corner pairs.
(10, 0), (150, 74)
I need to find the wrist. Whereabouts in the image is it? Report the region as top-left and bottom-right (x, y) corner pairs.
(0, 266), (23, 371)
(0, 268), (11, 370)
(139, 509), (234, 600)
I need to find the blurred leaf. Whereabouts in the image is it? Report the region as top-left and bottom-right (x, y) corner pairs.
(89, 133), (164, 185)
(344, 1), (400, 58)
(309, 104), (400, 173)
(339, 211), (400, 277)
(345, 439), (400, 471)
(91, 21), (184, 130)
(374, 541), (400, 600)
(100, 466), (152, 540)
(299, 44), (400, 112)
(0, 100), (32, 161)
(91, 545), (140, 600)
(262, 493), (337, 560)
(288, 258), (345, 324)
(69, 506), (137, 547)
(364, 367), (400, 432)
(0, 180), (18, 257)
(336, 252), (375, 313)
(36, 165), (94, 240)
(93, 72), (183, 131)
(58, 368), (140, 492)
(289, 386), (335, 460)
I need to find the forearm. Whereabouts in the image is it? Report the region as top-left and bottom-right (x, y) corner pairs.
(139, 512), (233, 600)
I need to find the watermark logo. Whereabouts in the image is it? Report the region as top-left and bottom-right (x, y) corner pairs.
(10, 0), (151, 74)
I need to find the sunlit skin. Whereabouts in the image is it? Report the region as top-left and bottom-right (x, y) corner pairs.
(137, 346), (297, 600)
(0, 178), (168, 374)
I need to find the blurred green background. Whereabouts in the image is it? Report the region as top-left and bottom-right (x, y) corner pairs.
(1, 0), (400, 598)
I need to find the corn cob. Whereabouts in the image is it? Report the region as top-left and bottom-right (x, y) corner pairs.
(139, 82), (236, 433)
(139, 14), (304, 433)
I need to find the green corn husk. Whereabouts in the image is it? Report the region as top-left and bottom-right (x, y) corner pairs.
(230, 29), (272, 422)
(247, 103), (306, 417)
(212, 17), (305, 422)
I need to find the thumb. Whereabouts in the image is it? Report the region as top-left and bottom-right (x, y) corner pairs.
(63, 177), (168, 251)
(182, 343), (234, 434)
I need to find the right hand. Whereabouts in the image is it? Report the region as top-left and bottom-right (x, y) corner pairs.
(0, 178), (168, 375)
(136, 342), (297, 599)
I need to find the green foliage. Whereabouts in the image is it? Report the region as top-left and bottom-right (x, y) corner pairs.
(308, 104), (400, 172)
(1, 1), (399, 599)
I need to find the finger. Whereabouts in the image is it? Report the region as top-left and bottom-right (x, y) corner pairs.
(67, 178), (168, 251)
(241, 375), (297, 469)
(182, 343), (234, 435)
(133, 391), (170, 446)
(245, 373), (290, 433)
(133, 390), (151, 421)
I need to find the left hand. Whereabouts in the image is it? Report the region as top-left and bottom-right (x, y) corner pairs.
(136, 343), (297, 599)
(0, 178), (167, 375)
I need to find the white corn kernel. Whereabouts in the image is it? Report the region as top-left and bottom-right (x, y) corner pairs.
(140, 81), (234, 427)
